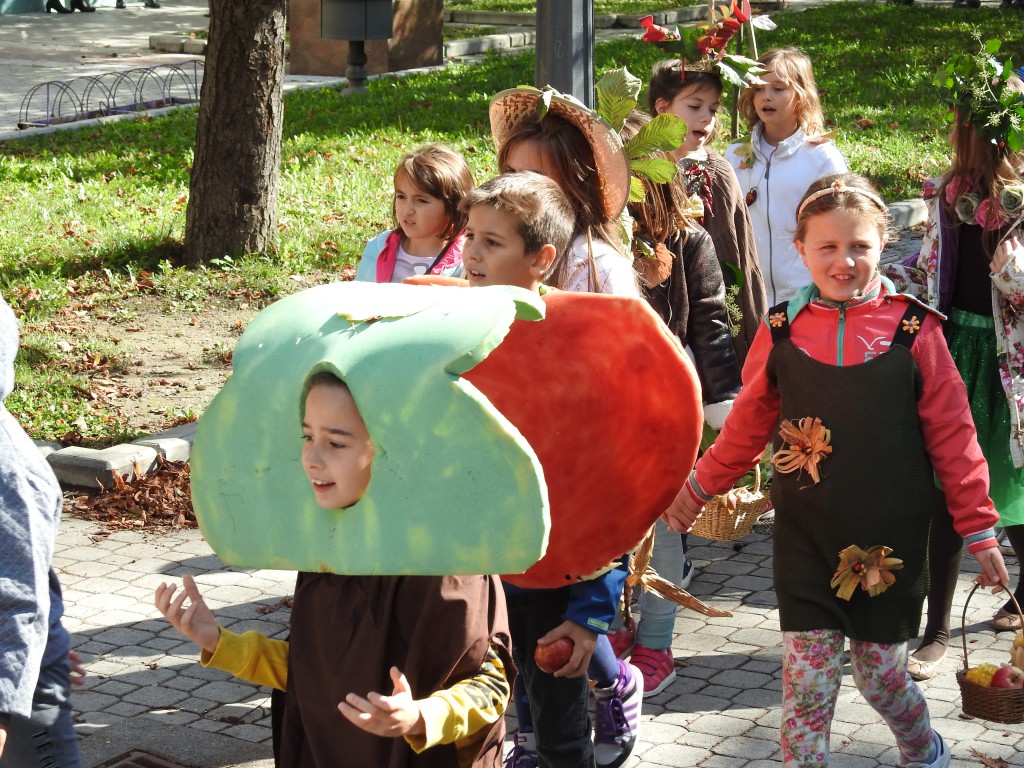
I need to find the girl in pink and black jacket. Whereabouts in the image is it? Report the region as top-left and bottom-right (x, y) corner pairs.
(355, 144), (474, 283)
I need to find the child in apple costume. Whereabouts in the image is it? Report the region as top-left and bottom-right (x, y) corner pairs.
(155, 280), (703, 768)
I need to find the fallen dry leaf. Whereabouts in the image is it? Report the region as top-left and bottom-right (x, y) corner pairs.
(970, 748), (1009, 768)
(65, 456), (196, 530)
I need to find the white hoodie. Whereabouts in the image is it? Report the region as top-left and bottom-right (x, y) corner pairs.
(727, 124), (847, 306)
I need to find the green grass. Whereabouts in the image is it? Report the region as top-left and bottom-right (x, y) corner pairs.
(2, 2), (1023, 443)
(443, 24), (500, 41)
(444, 0), (700, 13)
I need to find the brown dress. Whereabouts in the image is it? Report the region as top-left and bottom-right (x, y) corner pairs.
(278, 573), (511, 768)
(679, 149), (768, 366)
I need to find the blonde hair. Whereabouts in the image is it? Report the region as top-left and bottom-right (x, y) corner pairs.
(738, 47), (827, 138)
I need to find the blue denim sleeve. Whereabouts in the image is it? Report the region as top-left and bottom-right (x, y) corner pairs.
(563, 556), (629, 635)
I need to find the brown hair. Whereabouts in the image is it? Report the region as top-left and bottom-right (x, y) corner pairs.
(941, 106), (1024, 227)
(647, 60), (724, 144)
(459, 172), (575, 260)
(738, 47), (827, 138)
(496, 112), (624, 265)
(392, 143), (475, 241)
(620, 110), (693, 243)
(794, 173), (889, 244)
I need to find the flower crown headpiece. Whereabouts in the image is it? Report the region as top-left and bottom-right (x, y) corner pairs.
(796, 179), (887, 221)
(934, 38), (1024, 155)
(640, 0), (767, 89)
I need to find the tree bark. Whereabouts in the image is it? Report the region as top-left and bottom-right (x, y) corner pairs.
(183, 0), (287, 265)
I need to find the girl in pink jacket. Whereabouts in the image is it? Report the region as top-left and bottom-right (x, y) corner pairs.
(663, 173), (1008, 768)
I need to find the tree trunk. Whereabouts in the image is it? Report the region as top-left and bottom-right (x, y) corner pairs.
(183, 0), (287, 265)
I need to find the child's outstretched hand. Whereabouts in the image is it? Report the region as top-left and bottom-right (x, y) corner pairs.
(154, 575), (220, 655)
(535, 620), (597, 678)
(990, 235), (1024, 274)
(974, 546), (1011, 592)
(661, 484), (705, 533)
(338, 666), (426, 738)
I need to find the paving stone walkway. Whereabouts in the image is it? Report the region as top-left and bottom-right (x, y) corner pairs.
(56, 512), (1024, 768)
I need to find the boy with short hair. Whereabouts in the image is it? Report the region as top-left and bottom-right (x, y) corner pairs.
(461, 171), (644, 768)
(459, 171), (574, 292)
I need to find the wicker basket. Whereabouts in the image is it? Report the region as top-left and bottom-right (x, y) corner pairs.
(691, 465), (770, 542)
(956, 583), (1024, 724)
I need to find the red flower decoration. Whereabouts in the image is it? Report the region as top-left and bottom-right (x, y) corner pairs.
(640, 15), (672, 43)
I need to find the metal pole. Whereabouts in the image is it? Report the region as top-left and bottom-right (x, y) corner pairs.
(535, 0), (594, 107)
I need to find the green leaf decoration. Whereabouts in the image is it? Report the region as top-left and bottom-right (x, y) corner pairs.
(985, 38), (1001, 55)
(720, 260), (745, 288)
(595, 67), (642, 132)
(537, 88), (553, 120)
(191, 282), (550, 576)
(631, 157), (678, 184)
(625, 112), (687, 159)
(628, 176), (647, 203)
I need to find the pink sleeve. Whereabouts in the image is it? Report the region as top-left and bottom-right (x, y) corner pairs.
(913, 317), (999, 552)
(692, 324), (781, 497)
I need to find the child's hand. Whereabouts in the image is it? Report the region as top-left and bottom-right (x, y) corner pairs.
(990, 236), (1023, 274)
(154, 575), (220, 655)
(338, 666), (425, 738)
(535, 621), (597, 679)
(661, 485), (705, 533)
(69, 649), (87, 688)
(974, 546), (1011, 593)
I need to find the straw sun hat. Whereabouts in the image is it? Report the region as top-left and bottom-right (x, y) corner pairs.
(489, 86), (631, 220)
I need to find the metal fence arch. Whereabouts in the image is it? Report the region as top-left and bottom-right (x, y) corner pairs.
(18, 61), (204, 129)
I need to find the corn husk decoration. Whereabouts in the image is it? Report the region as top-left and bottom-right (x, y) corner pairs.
(621, 525), (732, 629)
(831, 545), (903, 601)
(772, 417), (832, 485)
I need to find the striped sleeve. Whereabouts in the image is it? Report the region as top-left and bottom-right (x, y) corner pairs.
(405, 642), (510, 755)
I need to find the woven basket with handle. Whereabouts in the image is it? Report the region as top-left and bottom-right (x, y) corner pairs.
(956, 582), (1024, 724)
(690, 465), (771, 542)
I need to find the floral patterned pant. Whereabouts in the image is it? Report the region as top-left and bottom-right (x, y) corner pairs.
(780, 629), (935, 767)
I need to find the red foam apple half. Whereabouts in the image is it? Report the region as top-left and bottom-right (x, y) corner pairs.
(461, 288), (702, 588)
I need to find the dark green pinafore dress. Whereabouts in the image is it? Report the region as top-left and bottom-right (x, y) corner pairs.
(766, 301), (934, 643)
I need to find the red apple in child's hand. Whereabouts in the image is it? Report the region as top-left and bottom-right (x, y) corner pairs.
(534, 637), (575, 674)
(990, 664), (1024, 689)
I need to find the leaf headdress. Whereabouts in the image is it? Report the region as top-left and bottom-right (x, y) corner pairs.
(640, 0), (767, 90)
(934, 38), (1024, 155)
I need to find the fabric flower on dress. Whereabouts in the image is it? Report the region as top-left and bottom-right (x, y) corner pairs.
(1001, 184), (1024, 217)
(943, 175), (976, 207)
(975, 199), (1010, 231)
(831, 545), (903, 601)
(771, 417), (832, 485)
(954, 192), (982, 226)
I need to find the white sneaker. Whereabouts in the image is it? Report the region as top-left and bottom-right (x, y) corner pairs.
(679, 558), (695, 590)
(901, 731), (951, 768)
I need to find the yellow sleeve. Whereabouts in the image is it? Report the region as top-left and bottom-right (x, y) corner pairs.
(200, 627), (289, 691)
(404, 642), (510, 755)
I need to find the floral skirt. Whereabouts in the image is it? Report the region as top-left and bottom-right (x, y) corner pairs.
(947, 308), (1024, 526)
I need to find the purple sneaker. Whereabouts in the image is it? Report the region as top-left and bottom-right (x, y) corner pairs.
(504, 732), (538, 768)
(593, 660), (642, 768)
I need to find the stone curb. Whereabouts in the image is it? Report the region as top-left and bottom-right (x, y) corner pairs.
(445, 7), (707, 28)
(149, 33), (207, 55)
(41, 422), (197, 490)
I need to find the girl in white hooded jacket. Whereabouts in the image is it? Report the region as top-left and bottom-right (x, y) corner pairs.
(728, 47), (847, 306)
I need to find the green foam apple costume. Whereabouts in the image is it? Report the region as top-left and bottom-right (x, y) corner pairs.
(191, 281), (551, 576)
